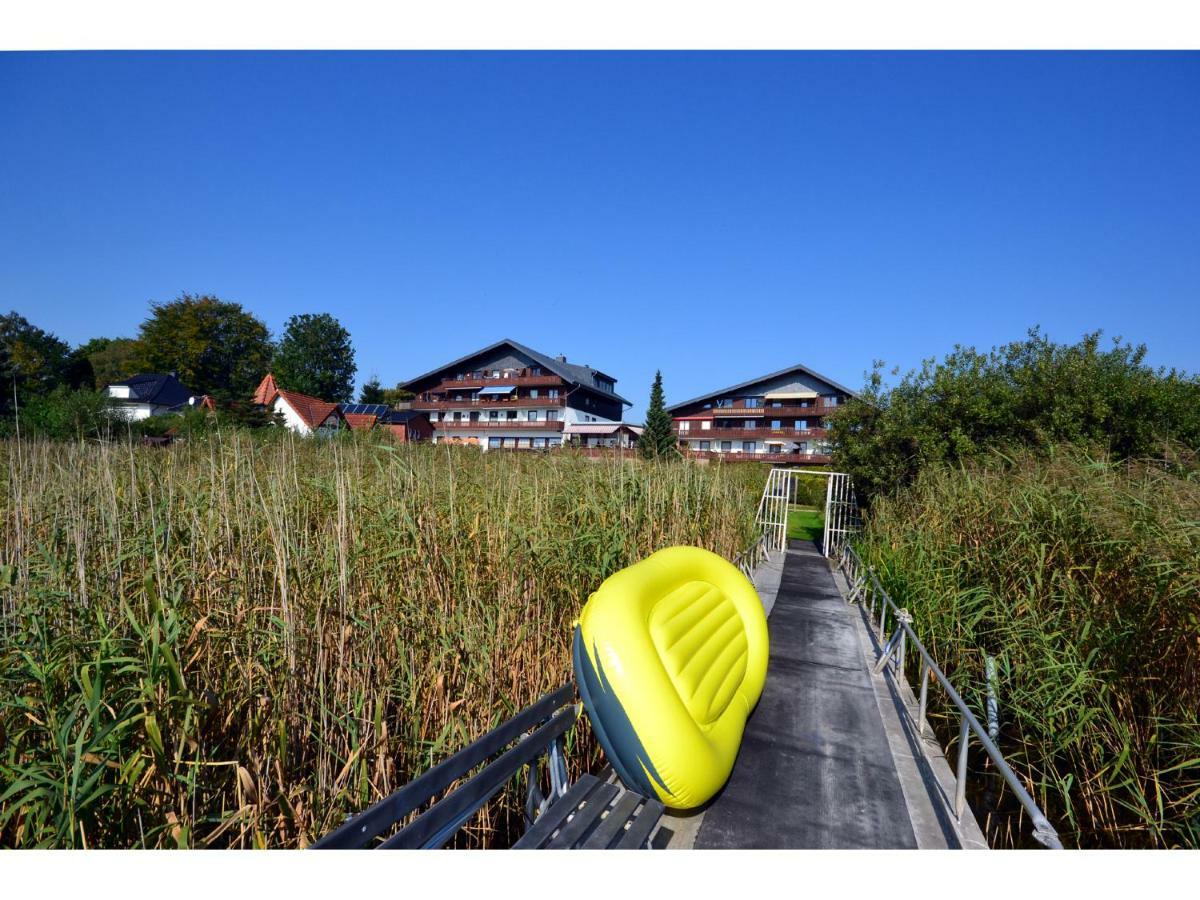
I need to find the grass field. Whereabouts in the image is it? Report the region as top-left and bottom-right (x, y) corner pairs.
(787, 506), (824, 542)
(857, 447), (1200, 848)
(0, 434), (766, 848)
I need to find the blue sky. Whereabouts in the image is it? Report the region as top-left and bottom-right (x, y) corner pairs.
(2, 51), (1197, 419)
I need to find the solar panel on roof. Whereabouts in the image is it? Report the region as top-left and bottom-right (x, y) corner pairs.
(338, 403), (391, 416)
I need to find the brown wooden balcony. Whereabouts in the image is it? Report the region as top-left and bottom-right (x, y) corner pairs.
(674, 427), (829, 441)
(433, 419), (564, 431)
(686, 403), (843, 418)
(414, 396), (566, 410)
(430, 374), (566, 392)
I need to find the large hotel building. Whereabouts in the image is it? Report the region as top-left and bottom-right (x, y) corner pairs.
(666, 363), (857, 464)
(402, 338), (632, 451)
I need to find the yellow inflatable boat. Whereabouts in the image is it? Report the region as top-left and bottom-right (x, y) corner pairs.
(573, 546), (769, 810)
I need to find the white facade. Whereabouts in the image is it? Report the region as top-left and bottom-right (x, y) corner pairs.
(106, 385), (171, 421)
(273, 395), (341, 437)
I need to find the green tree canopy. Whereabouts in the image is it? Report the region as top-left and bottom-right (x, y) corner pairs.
(77, 336), (141, 389)
(379, 383), (414, 407)
(640, 370), (677, 459)
(1, 311), (76, 417)
(135, 294), (274, 402)
(358, 375), (384, 404)
(272, 313), (356, 403)
(830, 328), (1200, 503)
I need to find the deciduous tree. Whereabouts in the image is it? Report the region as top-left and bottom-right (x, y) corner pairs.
(135, 294), (273, 402)
(272, 313), (356, 403)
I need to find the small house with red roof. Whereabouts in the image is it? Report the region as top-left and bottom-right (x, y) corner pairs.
(252, 374), (345, 437)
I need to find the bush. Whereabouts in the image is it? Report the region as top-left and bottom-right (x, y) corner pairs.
(3, 388), (118, 441)
(830, 329), (1200, 504)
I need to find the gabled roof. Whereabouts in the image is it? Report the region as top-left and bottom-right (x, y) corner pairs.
(666, 362), (860, 413)
(275, 388), (344, 430)
(252, 373), (279, 406)
(110, 373), (197, 409)
(342, 412), (378, 431)
(401, 338), (631, 407)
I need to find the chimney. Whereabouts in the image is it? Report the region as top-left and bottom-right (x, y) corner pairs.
(556, 354), (567, 363)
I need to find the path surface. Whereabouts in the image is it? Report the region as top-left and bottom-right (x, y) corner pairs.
(693, 540), (919, 849)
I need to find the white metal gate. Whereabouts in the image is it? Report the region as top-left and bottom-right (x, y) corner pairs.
(754, 468), (860, 557)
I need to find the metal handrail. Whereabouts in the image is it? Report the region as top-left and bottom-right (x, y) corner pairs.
(732, 528), (771, 580)
(838, 545), (1063, 849)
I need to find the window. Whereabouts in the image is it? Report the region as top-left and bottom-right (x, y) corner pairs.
(532, 437), (546, 448)
(492, 370), (500, 378)
(469, 411), (479, 422)
(744, 419), (757, 429)
(489, 410), (499, 420)
(428, 412), (438, 422)
(548, 388), (559, 398)
(699, 440), (711, 451)
(678, 421), (690, 431)
(720, 441), (732, 452)
(770, 400), (782, 408)
(825, 396), (839, 406)
(506, 410), (517, 420)
(797, 442), (808, 453)
(715, 398), (733, 408)
(527, 411), (538, 421)
(531, 367), (542, 375)
(546, 410), (559, 421)
(518, 437), (530, 448)
(797, 419), (808, 431)
(745, 398), (761, 408)
(771, 420), (781, 430)
(529, 389), (539, 399)
(800, 400), (810, 408)
(742, 441), (757, 453)
(488, 436), (501, 448)
(549, 437), (561, 447)
(453, 411), (463, 421)
(701, 420), (712, 430)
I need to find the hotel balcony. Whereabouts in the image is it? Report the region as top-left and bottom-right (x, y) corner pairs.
(674, 427), (829, 441)
(690, 403), (842, 418)
(433, 419), (565, 431)
(431, 374), (565, 392)
(414, 396), (566, 410)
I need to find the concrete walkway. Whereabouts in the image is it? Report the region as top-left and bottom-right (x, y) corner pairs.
(662, 539), (986, 849)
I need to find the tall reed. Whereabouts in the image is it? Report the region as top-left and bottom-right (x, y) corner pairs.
(858, 447), (1200, 848)
(0, 433), (764, 848)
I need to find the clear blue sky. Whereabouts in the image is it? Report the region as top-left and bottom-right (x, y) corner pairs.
(2, 51), (1197, 419)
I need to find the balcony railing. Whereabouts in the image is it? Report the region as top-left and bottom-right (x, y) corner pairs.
(431, 374), (566, 392)
(684, 450), (833, 465)
(433, 419), (565, 431)
(685, 403), (843, 418)
(674, 427), (829, 441)
(415, 397), (566, 410)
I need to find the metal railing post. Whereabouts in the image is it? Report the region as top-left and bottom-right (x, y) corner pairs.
(955, 714), (970, 820)
(918, 661), (930, 737)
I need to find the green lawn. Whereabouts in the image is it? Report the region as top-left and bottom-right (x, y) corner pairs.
(787, 506), (824, 541)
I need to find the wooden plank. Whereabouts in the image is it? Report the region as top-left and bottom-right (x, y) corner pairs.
(512, 775), (601, 849)
(614, 798), (665, 849)
(380, 707), (578, 848)
(544, 782), (620, 849)
(579, 791), (642, 849)
(313, 685), (573, 848)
